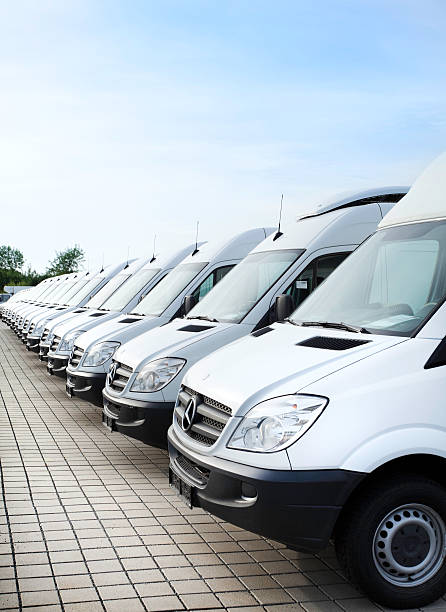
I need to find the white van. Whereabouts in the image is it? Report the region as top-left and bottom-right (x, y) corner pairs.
(66, 229), (272, 409)
(168, 155), (446, 609)
(33, 262), (134, 360)
(46, 245), (197, 379)
(1, 277), (54, 319)
(10, 273), (79, 333)
(101, 188), (407, 449)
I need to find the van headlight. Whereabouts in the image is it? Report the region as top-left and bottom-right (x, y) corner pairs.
(58, 331), (85, 353)
(130, 358), (186, 393)
(83, 342), (120, 367)
(227, 394), (328, 453)
(34, 320), (48, 337)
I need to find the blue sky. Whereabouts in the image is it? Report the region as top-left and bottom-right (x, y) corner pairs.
(1, 0), (445, 272)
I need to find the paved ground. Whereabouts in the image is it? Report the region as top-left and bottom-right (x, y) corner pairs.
(1, 325), (445, 612)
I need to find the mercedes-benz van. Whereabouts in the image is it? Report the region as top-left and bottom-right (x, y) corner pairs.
(102, 188), (407, 449)
(46, 245), (197, 379)
(64, 244), (203, 403)
(168, 155), (446, 609)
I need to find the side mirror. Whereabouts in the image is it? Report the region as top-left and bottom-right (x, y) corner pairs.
(275, 294), (294, 322)
(183, 294), (197, 316)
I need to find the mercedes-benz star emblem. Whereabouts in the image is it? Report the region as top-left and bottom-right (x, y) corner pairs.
(107, 362), (118, 386)
(182, 396), (197, 432)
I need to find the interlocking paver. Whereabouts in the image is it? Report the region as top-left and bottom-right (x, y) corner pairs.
(0, 325), (439, 612)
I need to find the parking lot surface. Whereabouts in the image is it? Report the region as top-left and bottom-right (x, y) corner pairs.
(1, 325), (445, 612)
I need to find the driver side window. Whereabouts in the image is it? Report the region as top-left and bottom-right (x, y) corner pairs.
(191, 265), (234, 302)
(285, 252), (349, 309)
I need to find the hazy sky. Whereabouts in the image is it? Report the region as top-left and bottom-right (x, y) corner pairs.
(1, 0), (445, 273)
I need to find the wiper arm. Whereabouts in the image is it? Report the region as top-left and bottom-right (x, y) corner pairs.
(300, 321), (370, 334)
(187, 315), (219, 323)
(283, 318), (300, 326)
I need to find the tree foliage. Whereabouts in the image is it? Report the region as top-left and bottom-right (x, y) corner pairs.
(46, 245), (85, 276)
(0, 245), (24, 271)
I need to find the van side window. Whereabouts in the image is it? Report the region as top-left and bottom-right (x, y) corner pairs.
(191, 265), (234, 302)
(285, 253), (349, 309)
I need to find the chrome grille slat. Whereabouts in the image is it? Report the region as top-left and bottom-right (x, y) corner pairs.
(69, 346), (84, 368)
(109, 361), (133, 393)
(175, 385), (232, 447)
(50, 335), (61, 353)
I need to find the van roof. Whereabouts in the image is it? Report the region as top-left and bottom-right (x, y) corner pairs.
(300, 186), (409, 219)
(379, 153), (446, 228)
(141, 243), (206, 271)
(178, 228), (275, 265)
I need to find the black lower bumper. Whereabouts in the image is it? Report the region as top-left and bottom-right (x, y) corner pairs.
(66, 370), (105, 405)
(39, 344), (50, 361)
(26, 336), (41, 353)
(102, 390), (174, 449)
(47, 354), (69, 377)
(168, 428), (364, 553)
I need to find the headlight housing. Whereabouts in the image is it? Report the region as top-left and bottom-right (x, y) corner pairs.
(83, 342), (120, 367)
(130, 358), (186, 393)
(33, 320), (48, 337)
(227, 394), (328, 453)
(58, 330), (85, 353)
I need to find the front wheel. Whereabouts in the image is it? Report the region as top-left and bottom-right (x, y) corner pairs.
(335, 476), (446, 609)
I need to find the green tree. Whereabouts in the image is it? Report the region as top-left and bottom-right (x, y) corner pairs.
(0, 245), (24, 270)
(46, 245), (85, 276)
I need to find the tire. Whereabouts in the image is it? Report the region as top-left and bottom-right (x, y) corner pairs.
(335, 475), (446, 609)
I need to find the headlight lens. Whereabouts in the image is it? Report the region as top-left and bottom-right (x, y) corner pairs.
(227, 394), (328, 453)
(83, 342), (120, 367)
(130, 358), (186, 393)
(58, 331), (85, 353)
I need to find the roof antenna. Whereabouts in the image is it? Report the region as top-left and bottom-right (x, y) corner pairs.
(273, 194), (284, 241)
(192, 221), (200, 255)
(100, 253), (104, 273)
(150, 235), (157, 263)
(124, 246), (130, 269)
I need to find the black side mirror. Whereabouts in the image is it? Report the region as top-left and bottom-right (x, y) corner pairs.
(183, 294), (197, 316)
(275, 294), (294, 322)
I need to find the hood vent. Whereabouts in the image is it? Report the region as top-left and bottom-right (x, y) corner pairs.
(251, 326), (273, 338)
(88, 312), (107, 318)
(297, 336), (371, 351)
(118, 317), (141, 324)
(178, 324), (215, 332)
(73, 309), (86, 313)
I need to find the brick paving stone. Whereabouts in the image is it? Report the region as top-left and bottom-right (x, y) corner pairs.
(0, 326), (430, 612)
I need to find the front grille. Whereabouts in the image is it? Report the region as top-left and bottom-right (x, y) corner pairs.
(24, 319), (30, 329)
(50, 335), (61, 353)
(41, 328), (50, 343)
(69, 345), (84, 368)
(109, 361), (133, 393)
(174, 385), (232, 447)
(29, 323), (35, 334)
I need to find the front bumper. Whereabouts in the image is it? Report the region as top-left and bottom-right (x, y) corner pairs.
(168, 428), (365, 553)
(102, 388), (174, 449)
(66, 369), (105, 405)
(47, 353), (69, 377)
(26, 335), (41, 353)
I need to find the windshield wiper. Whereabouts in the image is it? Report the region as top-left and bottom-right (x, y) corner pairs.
(284, 318), (300, 326)
(299, 321), (370, 334)
(187, 315), (219, 323)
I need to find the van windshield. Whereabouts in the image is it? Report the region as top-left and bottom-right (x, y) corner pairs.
(61, 278), (90, 305)
(291, 221), (446, 336)
(189, 250), (303, 324)
(101, 268), (161, 312)
(86, 274), (131, 309)
(132, 262), (207, 317)
(65, 276), (105, 306)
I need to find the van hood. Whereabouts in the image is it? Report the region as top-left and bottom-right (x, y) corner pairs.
(182, 322), (408, 416)
(51, 309), (117, 338)
(77, 314), (146, 350)
(115, 318), (245, 370)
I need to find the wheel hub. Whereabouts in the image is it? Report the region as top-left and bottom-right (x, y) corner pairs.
(373, 503), (446, 587)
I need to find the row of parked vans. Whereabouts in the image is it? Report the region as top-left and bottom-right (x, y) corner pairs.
(3, 154), (446, 609)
